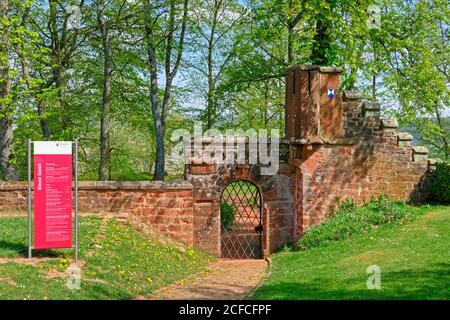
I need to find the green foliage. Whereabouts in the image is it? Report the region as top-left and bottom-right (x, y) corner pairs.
(1, 0), (449, 180)
(297, 194), (412, 250)
(379, 0), (450, 159)
(221, 202), (236, 230)
(431, 162), (450, 204)
(328, 198), (357, 218)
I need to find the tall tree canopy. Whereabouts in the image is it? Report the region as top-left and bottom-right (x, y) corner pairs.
(0, 0), (448, 181)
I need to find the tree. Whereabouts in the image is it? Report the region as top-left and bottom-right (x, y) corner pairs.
(0, 0), (19, 180)
(186, 0), (245, 128)
(376, 0), (449, 159)
(142, 0), (189, 181)
(0, 0), (447, 182)
(27, 0), (87, 140)
(97, 0), (113, 180)
(96, 0), (134, 180)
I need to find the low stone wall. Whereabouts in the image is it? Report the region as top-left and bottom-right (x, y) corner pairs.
(0, 179), (194, 246)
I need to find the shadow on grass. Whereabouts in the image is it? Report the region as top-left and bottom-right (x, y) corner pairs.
(253, 263), (450, 300)
(0, 240), (28, 256)
(0, 240), (69, 258)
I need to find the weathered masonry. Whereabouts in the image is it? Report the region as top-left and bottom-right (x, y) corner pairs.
(184, 65), (435, 257)
(0, 65), (437, 258)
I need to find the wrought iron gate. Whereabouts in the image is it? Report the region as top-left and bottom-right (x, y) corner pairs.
(221, 180), (262, 259)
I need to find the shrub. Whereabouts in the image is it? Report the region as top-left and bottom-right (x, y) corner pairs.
(221, 202), (236, 229)
(297, 194), (412, 250)
(431, 162), (450, 204)
(327, 198), (357, 218)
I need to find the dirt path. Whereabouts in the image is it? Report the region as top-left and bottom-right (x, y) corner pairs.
(147, 259), (269, 300)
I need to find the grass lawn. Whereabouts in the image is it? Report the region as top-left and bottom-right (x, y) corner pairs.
(0, 216), (210, 299)
(252, 205), (450, 299)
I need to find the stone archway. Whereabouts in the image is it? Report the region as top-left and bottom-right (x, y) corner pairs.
(186, 161), (296, 258)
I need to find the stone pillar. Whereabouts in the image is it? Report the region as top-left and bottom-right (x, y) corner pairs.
(285, 65), (344, 143)
(185, 163), (221, 257)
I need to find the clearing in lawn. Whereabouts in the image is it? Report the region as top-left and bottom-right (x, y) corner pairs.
(251, 205), (450, 300)
(0, 215), (210, 299)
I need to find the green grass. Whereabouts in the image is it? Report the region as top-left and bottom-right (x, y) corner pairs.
(0, 216), (210, 300)
(252, 205), (450, 299)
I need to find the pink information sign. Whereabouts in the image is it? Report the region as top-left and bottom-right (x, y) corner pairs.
(34, 142), (73, 249)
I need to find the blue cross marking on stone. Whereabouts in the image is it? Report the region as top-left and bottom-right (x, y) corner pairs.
(328, 89), (335, 99)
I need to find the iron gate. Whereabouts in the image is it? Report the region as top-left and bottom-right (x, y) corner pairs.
(220, 180), (262, 259)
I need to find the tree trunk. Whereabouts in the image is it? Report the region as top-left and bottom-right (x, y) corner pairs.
(435, 107), (449, 160)
(98, 0), (112, 180)
(263, 80), (269, 128)
(55, 66), (70, 132)
(206, 3), (218, 129)
(207, 49), (214, 129)
(144, 0), (188, 181)
(37, 101), (51, 140)
(154, 122), (165, 181)
(287, 0), (304, 64)
(311, 14), (331, 65)
(144, 4), (164, 180)
(16, 22), (51, 141)
(0, 0), (19, 180)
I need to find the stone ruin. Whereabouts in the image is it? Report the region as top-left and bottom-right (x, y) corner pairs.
(184, 65), (435, 257)
(0, 65), (437, 258)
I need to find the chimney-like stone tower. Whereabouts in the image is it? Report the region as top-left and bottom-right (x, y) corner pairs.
(285, 65), (343, 143)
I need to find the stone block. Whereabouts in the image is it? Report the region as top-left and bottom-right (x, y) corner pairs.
(427, 158), (442, 172)
(362, 101), (381, 117)
(189, 164), (217, 175)
(412, 146), (428, 162)
(397, 132), (413, 147)
(319, 66), (343, 73)
(381, 118), (398, 129)
(343, 91), (363, 101)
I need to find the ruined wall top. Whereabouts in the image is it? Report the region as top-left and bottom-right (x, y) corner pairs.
(285, 64), (385, 144)
(285, 64), (345, 143)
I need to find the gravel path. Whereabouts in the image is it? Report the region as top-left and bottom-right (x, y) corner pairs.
(147, 259), (269, 300)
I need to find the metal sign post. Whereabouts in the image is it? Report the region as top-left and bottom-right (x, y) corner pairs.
(74, 139), (78, 261)
(27, 140), (79, 261)
(28, 139), (32, 259)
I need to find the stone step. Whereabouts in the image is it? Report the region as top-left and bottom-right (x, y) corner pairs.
(412, 146), (429, 162)
(363, 101), (381, 117)
(380, 118), (399, 130)
(397, 132), (413, 147)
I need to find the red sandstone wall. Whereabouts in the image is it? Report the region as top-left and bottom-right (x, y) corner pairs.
(0, 180), (195, 246)
(285, 66), (433, 240)
(291, 97), (433, 238)
(186, 156), (296, 257)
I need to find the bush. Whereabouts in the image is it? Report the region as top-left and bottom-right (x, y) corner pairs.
(327, 198), (357, 218)
(221, 202), (236, 229)
(297, 194), (412, 250)
(431, 162), (450, 204)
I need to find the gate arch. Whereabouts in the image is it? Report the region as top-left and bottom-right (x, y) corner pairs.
(220, 180), (263, 259)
